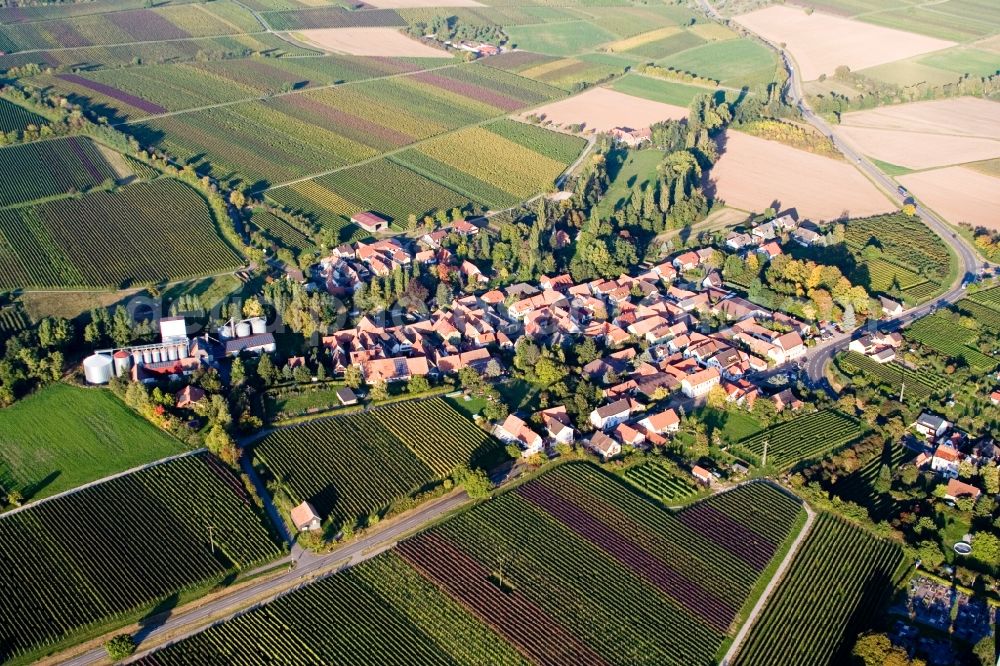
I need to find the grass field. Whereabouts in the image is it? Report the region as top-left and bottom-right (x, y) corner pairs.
(506, 21), (617, 56)
(918, 47), (1000, 76)
(858, 5), (998, 42)
(0, 384), (183, 502)
(596, 148), (663, 217)
(608, 74), (716, 106)
(657, 38), (779, 87)
(858, 59), (963, 88)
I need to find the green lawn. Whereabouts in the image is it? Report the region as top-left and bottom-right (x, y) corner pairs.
(657, 38), (779, 88)
(858, 59), (963, 88)
(445, 393), (488, 419)
(608, 74), (715, 107)
(0, 383), (183, 501)
(597, 148), (664, 217)
(870, 157), (915, 176)
(506, 21), (617, 56)
(694, 406), (764, 445)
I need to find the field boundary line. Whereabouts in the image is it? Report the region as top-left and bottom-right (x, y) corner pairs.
(720, 502), (817, 666)
(0, 446), (206, 519)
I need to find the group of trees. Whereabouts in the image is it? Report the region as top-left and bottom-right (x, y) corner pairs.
(0, 315), (72, 406)
(405, 15), (506, 46)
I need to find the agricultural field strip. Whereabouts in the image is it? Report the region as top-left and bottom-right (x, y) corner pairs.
(4, 28), (271, 55)
(734, 410), (863, 469)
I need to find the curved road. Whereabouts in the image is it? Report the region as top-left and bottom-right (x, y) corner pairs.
(698, 0), (987, 387)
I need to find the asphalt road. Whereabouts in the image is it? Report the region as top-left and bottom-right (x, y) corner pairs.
(697, 0), (987, 387)
(55, 491), (470, 665)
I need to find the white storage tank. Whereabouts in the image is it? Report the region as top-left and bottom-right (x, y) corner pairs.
(83, 354), (113, 384)
(219, 323), (235, 340)
(176, 343), (188, 359)
(236, 321), (252, 338)
(152, 348), (162, 363)
(113, 350), (132, 378)
(167, 345), (179, 361)
(132, 350), (143, 367)
(250, 317), (267, 335)
(142, 350), (153, 365)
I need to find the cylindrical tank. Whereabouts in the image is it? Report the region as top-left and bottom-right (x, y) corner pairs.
(152, 348), (162, 363)
(142, 350), (153, 364)
(220, 323), (234, 339)
(113, 350), (132, 377)
(83, 354), (113, 384)
(236, 321), (251, 338)
(250, 317), (267, 334)
(177, 342), (188, 359)
(132, 350), (143, 367)
(167, 345), (178, 361)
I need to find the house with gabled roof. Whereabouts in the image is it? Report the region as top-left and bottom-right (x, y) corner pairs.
(638, 409), (680, 435)
(680, 367), (720, 399)
(496, 414), (544, 457)
(590, 398), (634, 431)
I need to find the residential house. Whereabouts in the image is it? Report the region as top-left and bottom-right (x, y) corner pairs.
(588, 431), (622, 460)
(725, 231), (754, 251)
(496, 414), (544, 457)
(681, 367), (720, 399)
(931, 444), (961, 478)
(751, 222), (776, 241)
(756, 241), (783, 261)
(639, 409), (680, 435)
(880, 296), (903, 317)
(590, 398), (634, 430)
(540, 406), (575, 444)
(944, 478), (981, 501)
(792, 226), (822, 247)
(174, 385), (205, 409)
(772, 388), (803, 413)
(336, 387), (358, 405)
(915, 412), (951, 439)
(614, 422), (646, 448)
(609, 126), (651, 147)
(672, 251), (700, 272)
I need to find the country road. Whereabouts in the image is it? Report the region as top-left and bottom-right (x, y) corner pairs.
(696, 0), (989, 387)
(720, 502), (817, 665)
(52, 490), (471, 665)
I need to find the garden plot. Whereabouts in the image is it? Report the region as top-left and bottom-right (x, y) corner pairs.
(898, 166), (1000, 231)
(524, 86), (686, 133)
(734, 5), (954, 81)
(294, 27), (446, 56)
(708, 130), (892, 221)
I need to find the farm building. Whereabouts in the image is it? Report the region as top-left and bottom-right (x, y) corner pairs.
(691, 465), (713, 485)
(588, 431), (621, 460)
(291, 501), (322, 531)
(175, 385), (206, 409)
(351, 211), (390, 233)
(610, 127), (651, 148)
(944, 478), (981, 502)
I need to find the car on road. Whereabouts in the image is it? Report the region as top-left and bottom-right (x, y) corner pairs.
(898, 185), (908, 195)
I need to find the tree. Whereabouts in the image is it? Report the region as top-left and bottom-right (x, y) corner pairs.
(230, 358), (246, 386)
(971, 531), (1000, 569)
(706, 384), (728, 410)
(454, 466), (491, 499)
(344, 365), (363, 389)
(902, 203), (916, 216)
(852, 632), (892, 666)
(256, 354), (277, 386)
(229, 189), (245, 209)
(293, 365), (311, 384)
(973, 634), (996, 666)
(205, 425), (239, 466)
(104, 634), (136, 662)
(917, 540), (944, 569)
(981, 464), (999, 495)
(408, 375), (430, 393)
(842, 302), (856, 329)
(875, 463), (892, 493)
(369, 380), (388, 402)
(242, 296), (264, 318)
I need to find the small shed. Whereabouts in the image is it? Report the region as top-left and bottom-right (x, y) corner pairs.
(290, 501), (322, 532)
(351, 211), (389, 233)
(691, 465), (712, 485)
(336, 387), (358, 406)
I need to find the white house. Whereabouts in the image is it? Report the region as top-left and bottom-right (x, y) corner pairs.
(496, 414), (544, 457)
(914, 412), (951, 439)
(290, 501), (322, 532)
(680, 367), (720, 399)
(589, 398), (633, 431)
(588, 431), (621, 460)
(639, 409), (680, 435)
(539, 406), (574, 445)
(931, 444), (961, 479)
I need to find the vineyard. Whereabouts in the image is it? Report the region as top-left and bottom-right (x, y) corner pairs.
(392, 125), (577, 210)
(0, 137), (117, 208)
(512, 53), (633, 91)
(844, 212), (951, 302)
(0, 1), (259, 52)
(261, 7), (405, 30)
(836, 351), (952, 403)
(484, 118), (588, 164)
(905, 314), (997, 371)
(733, 514), (906, 666)
(0, 98), (45, 134)
(253, 398), (500, 527)
(957, 297), (1000, 331)
(136, 463), (805, 666)
(734, 410), (863, 470)
(0, 179), (243, 289)
(0, 305), (29, 338)
(624, 461), (697, 502)
(0, 452), (283, 663)
(249, 208), (315, 253)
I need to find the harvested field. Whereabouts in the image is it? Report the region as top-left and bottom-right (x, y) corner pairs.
(709, 130), (893, 221)
(839, 97), (1000, 169)
(898, 166), (1000, 231)
(525, 86), (686, 132)
(734, 5), (954, 81)
(294, 27), (446, 57)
